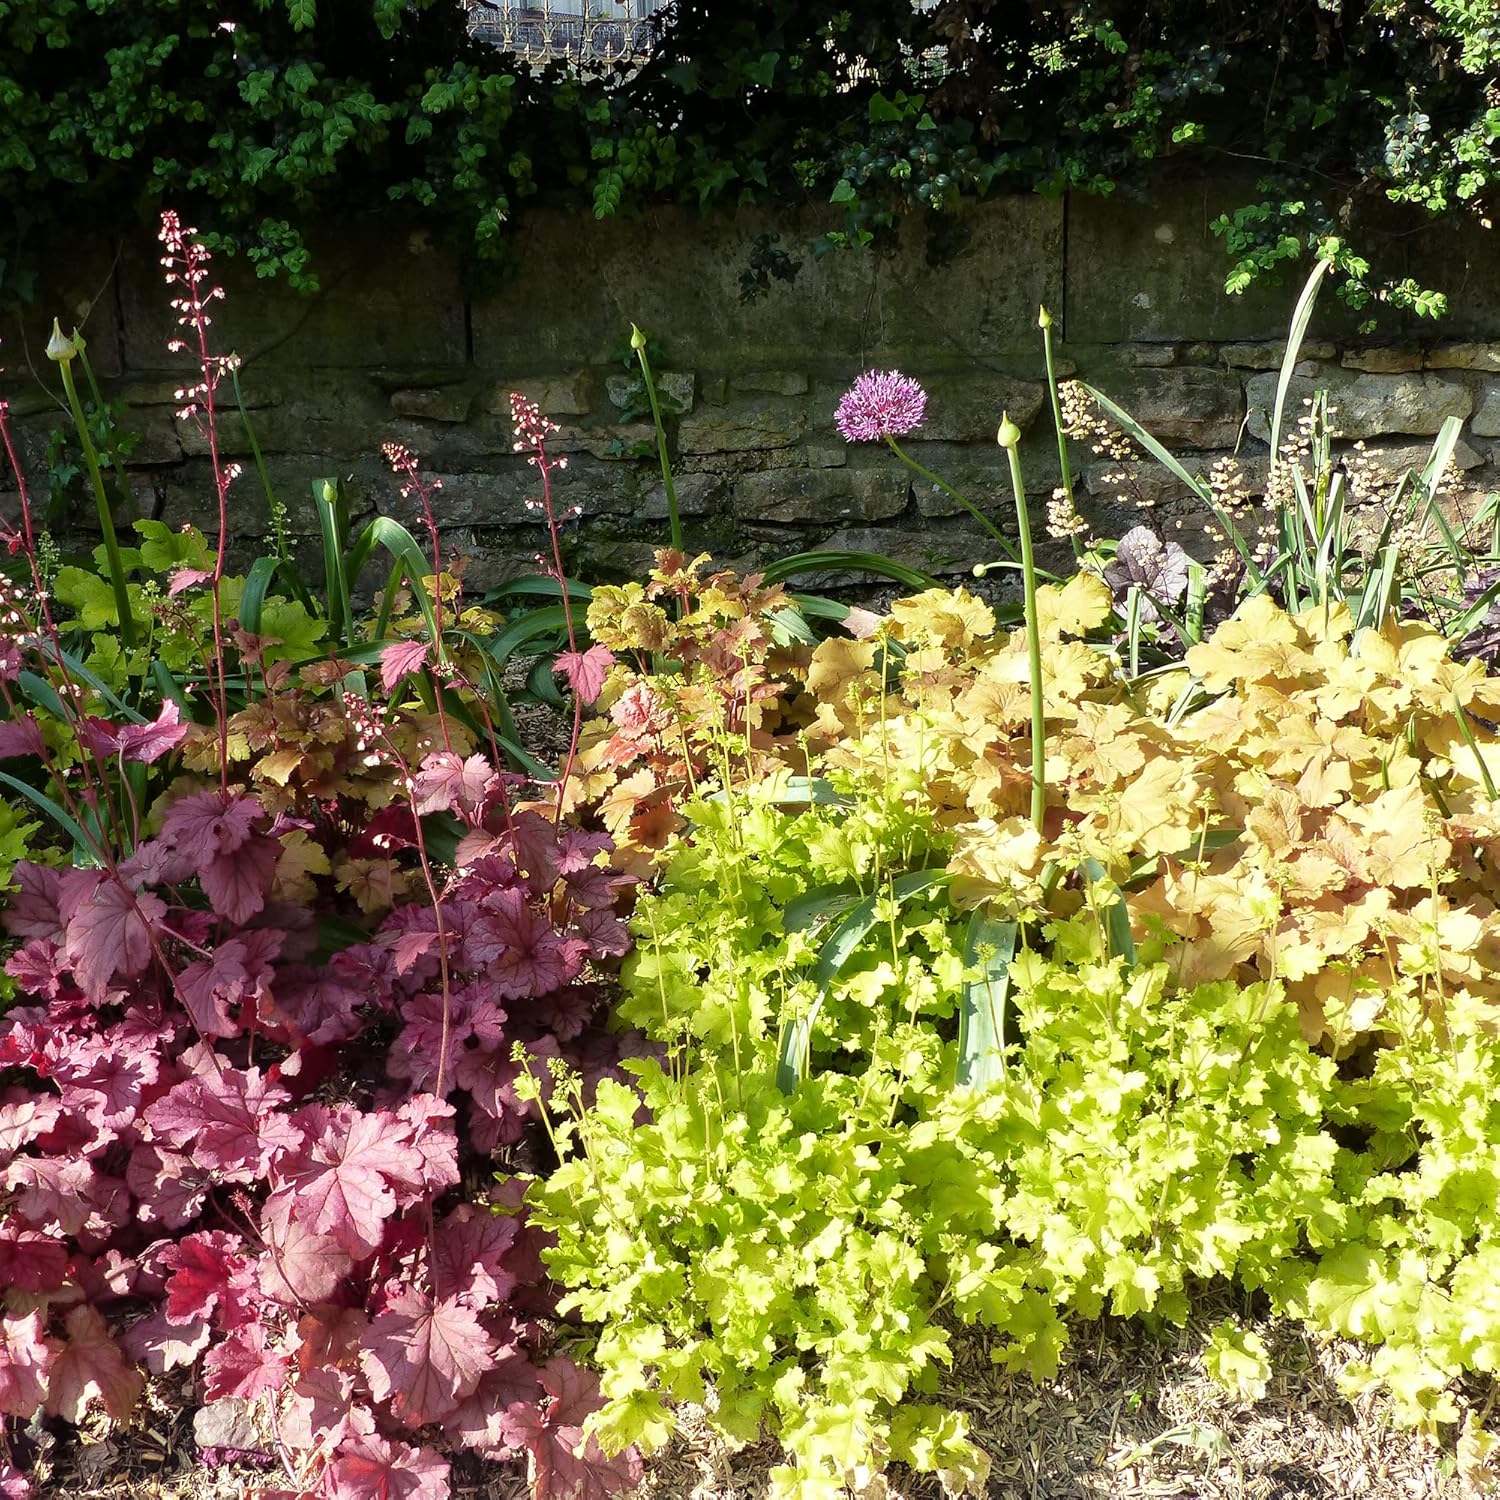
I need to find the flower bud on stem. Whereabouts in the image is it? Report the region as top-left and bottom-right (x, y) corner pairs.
(998, 413), (1046, 833)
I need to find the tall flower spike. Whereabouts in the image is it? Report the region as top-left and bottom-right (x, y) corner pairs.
(834, 370), (928, 443)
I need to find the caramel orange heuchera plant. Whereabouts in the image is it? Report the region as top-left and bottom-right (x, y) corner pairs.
(530, 575), (1500, 1495)
(0, 215), (644, 1500)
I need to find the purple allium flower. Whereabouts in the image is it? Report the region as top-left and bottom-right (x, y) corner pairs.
(835, 369), (928, 443)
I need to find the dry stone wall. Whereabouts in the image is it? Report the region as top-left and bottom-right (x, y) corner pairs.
(3, 181), (1499, 589)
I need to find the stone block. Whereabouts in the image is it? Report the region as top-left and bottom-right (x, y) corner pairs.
(1083, 459), (1197, 512)
(175, 380), (392, 462)
(730, 468), (909, 524)
(485, 373), (593, 419)
(1221, 340), (1337, 369)
(121, 412), (186, 467)
(1342, 348), (1423, 373)
(1360, 439), (1484, 474)
(1427, 344), (1500, 372)
(368, 367), (471, 392)
(116, 376), (283, 410)
(390, 387), (473, 423)
(803, 444), (848, 469)
(794, 522), (1002, 581)
(677, 399), (808, 454)
(1245, 371), (1473, 441)
(605, 370), (694, 416)
(1472, 386), (1500, 438)
(640, 471), (721, 522)
(1093, 367), (1244, 448)
(551, 422), (657, 461)
(731, 370), (809, 397)
(918, 374), (1044, 442)
(1120, 345), (1177, 368)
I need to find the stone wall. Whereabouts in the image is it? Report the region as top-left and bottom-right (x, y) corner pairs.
(3, 182), (1499, 590)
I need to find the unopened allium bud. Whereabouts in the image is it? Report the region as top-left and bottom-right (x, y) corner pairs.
(46, 320), (78, 364)
(630, 324), (648, 352)
(1037, 305), (1053, 330)
(996, 413), (1021, 449)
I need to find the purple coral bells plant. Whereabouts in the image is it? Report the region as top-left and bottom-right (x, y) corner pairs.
(835, 369), (928, 442)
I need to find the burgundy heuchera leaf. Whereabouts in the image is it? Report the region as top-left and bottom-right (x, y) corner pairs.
(509, 1359), (642, 1500)
(0, 1311), (54, 1418)
(44, 1305), (142, 1422)
(144, 1065), (301, 1182)
(279, 1104), (429, 1255)
(361, 1288), (497, 1426)
(322, 1433), (450, 1500)
(62, 876), (167, 1003)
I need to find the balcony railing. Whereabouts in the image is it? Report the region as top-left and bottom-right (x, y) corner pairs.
(465, 1), (665, 65)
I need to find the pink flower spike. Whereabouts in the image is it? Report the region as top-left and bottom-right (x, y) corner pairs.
(834, 369), (928, 443)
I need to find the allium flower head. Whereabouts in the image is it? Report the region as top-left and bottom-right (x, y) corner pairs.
(835, 370), (927, 443)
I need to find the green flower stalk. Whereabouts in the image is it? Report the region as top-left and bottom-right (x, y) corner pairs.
(49, 321), (136, 650)
(631, 323), (683, 552)
(1038, 304), (1083, 560)
(998, 411), (1046, 833)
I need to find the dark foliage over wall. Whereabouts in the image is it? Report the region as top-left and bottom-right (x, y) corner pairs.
(0, 0), (1495, 320)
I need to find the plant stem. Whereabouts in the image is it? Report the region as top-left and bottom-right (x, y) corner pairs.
(1039, 306), (1083, 561)
(56, 344), (137, 650)
(77, 341), (136, 531)
(632, 325), (682, 552)
(886, 437), (1021, 564)
(998, 418), (1046, 833)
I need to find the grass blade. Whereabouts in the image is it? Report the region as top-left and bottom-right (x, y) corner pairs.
(478, 606), (570, 670)
(482, 575), (593, 607)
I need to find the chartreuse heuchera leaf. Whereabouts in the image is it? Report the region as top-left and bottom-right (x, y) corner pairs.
(526, 580), (1500, 1493)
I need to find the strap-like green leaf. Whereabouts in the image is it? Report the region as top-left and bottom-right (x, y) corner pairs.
(955, 912), (1019, 1090)
(0, 770), (98, 862)
(482, 575), (593, 606)
(1268, 256), (1331, 460)
(762, 551), (940, 591)
(477, 607), (571, 669)
(776, 868), (950, 1093)
(1080, 856), (1136, 966)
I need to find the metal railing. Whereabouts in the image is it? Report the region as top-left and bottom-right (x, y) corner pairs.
(465, 1), (665, 65)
